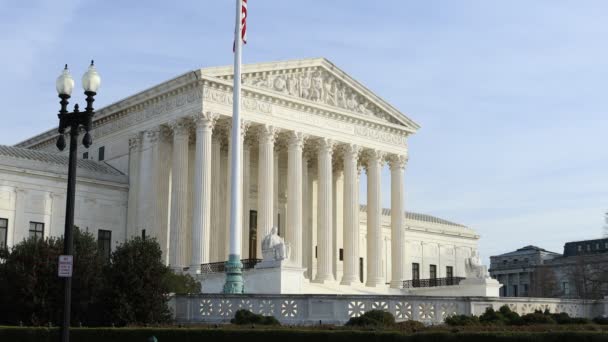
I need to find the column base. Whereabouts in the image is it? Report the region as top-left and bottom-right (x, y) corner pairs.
(222, 254), (244, 294)
(365, 277), (385, 287)
(313, 274), (336, 284)
(390, 279), (403, 289)
(340, 275), (361, 286)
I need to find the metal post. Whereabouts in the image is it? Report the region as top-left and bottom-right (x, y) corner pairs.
(60, 125), (78, 342)
(223, 0), (244, 294)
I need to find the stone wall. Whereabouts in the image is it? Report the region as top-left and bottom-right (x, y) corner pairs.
(173, 294), (607, 325)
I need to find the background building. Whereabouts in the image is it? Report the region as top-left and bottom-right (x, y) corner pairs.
(490, 238), (608, 299)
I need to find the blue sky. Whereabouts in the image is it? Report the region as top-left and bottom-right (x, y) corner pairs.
(1, 0), (607, 262)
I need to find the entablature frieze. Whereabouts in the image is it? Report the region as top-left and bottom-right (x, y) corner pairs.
(20, 73), (412, 155)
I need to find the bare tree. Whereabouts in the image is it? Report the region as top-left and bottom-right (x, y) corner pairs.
(530, 266), (558, 297)
(563, 255), (608, 299)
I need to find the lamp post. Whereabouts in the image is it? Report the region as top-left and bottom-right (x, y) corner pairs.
(55, 61), (101, 342)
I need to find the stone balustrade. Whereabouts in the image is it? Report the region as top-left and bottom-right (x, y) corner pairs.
(172, 294), (607, 325)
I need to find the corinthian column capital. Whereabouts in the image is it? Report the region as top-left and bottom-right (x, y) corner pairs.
(317, 137), (335, 155)
(288, 131), (307, 150)
(128, 134), (142, 151)
(192, 111), (219, 131)
(258, 124), (278, 144)
(388, 154), (408, 170)
(169, 118), (191, 137)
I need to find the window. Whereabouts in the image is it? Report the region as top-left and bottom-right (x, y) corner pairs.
(596, 243), (600, 250)
(0, 218), (7, 249)
(141, 229), (146, 239)
(83, 152), (89, 160)
(412, 263), (420, 281)
(315, 246), (317, 259)
(578, 245), (582, 252)
(587, 244), (591, 251)
(502, 286), (508, 297)
(562, 282), (570, 295)
(503, 260), (507, 264)
(98, 146), (105, 161)
(430, 264), (437, 279)
(29, 222), (44, 239)
(513, 259), (518, 263)
(339, 248), (344, 261)
(98, 230), (112, 261)
(523, 284), (529, 296)
(446, 266), (453, 278)
(513, 284), (518, 297)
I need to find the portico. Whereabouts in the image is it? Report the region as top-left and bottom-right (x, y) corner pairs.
(14, 58), (479, 293)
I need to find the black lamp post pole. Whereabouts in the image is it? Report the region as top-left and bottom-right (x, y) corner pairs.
(56, 88), (95, 342)
(60, 114), (78, 342)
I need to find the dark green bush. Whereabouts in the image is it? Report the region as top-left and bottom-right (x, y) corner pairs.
(230, 309), (280, 325)
(395, 319), (426, 332)
(163, 271), (200, 294)
(0, 228), (105, 326)
(479, 307), (507, 325)
(345, 310), (395, 327)
(445, 314), (480, 326)
(103, 236), (172, 326)
(593, 316), (608, 325)
(521, 311), (556, 325)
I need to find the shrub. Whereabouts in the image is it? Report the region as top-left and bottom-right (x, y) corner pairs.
(479, 307), (507, 325)
(445, 314), (480, 326)
(521, 311), (555, 325)
(593, 316), (608, 325)
(345, 310), (395, 327)
(163, 271), (200, 294)
(230, 309), (280, 325)
(102, 236), (172, 326)
(0, 228), (105, 326)
(395, 319), (426, 332)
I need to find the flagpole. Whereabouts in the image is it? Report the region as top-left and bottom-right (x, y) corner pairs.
(224, 0), (245, 294)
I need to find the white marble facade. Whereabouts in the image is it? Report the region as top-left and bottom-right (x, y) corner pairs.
(11, 58), (480, 290)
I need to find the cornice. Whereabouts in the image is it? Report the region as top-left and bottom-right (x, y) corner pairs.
(16, 62), (415, 151)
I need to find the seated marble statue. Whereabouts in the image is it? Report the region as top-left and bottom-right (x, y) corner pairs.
(465, 250), (490, 279)
(261, 226), (290, 262)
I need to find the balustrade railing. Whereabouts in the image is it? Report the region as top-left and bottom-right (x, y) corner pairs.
(402, 276), (465, 288)
(200, 258), (262, 274)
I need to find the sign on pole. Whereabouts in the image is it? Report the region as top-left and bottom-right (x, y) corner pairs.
(58, 255), (73, 278)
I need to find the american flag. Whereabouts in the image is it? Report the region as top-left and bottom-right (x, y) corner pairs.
(240, 0), (248, 45)
(234, 0), (247, 51)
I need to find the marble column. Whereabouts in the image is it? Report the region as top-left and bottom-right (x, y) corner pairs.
(168, 119), (190, 269)
(315, 138), (334, 283)
(210, 133), (222, 262)
(366, 150), (385, 287)
(341, 144), (360, 285)
(242, 137), (252, 259)
(257, 125), (276, 250)
(389, 154), (407, 288)
(286, 132), (305, 266)
(152, 127), (172, 263)
(190, 112), (217, 268)
(126, 134), (142, 238)
(302, 154), (311, 274)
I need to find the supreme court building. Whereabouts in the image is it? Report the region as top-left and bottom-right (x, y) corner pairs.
(2, 58), (479, 292)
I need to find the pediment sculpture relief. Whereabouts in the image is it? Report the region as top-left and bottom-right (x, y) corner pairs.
(241, 70), (396, 124)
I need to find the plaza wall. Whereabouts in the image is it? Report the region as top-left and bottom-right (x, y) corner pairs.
(172, 293), (607, 325)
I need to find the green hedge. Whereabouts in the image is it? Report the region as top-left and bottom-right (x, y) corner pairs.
(1, 327), (608, 342)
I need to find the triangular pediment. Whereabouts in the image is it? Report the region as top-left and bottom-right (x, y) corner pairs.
(200, 58), (420, 132)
